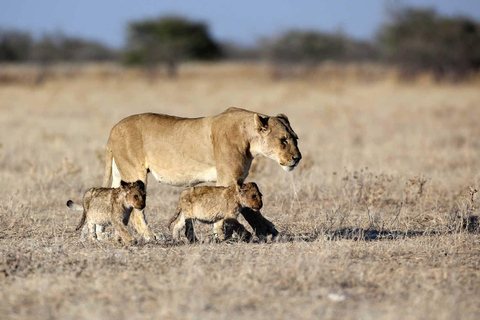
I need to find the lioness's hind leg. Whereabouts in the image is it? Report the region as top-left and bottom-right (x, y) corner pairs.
(111, 157), (122, 188)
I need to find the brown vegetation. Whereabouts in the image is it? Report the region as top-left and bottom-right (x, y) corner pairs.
(0, 63), (479, 319)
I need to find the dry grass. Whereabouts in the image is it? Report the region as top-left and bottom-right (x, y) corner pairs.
(1, 63), (479, 320)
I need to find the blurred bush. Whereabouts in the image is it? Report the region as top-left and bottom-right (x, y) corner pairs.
(1, 6), (480, 82)
(377, 8), (480, 81)
(260, 30), (378, 78)
(0, 29), (32, 61)
(0, 29), (116, 64)
(31, 32), (116, 64)
(124, 15), (222, 77)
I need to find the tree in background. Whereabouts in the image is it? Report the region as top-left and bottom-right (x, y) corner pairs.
(0, 29), (115, 64)
(125, 16), (222, 77)
(0, 29), (32, 62)
(377, 8), (480, 80)
(30, 32), (115, 64)
(261, 30), (378, 78)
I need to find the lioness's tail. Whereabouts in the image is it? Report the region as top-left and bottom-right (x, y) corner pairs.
(168, 207), (182, 230)
(66, 200), (87, 231)
(102, 143), (113, 188)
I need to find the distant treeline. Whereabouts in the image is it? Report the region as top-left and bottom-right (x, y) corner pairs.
(1, 7), (480, 80)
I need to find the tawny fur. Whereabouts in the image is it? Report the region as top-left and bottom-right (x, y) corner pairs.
(67, 180), (146, 245)
(168, 182), (263, 243)
(102, 107), (301, 240)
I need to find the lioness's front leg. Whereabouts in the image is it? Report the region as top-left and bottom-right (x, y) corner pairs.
(224, 218), (252, 242)
(215, 163), (279, 241)
(240, 207), (278, 241)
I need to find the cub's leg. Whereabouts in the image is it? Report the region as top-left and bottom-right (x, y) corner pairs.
(88, 221), (98, 243)
(172, 212), (186, 242)
(213, 220), (226, 241)
(96, 225), (108, 240)
(80, 224), (89, 240)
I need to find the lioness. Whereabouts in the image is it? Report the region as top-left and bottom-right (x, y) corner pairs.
(103, 107), (301, 241)
(67, 180), (146, 245)
(168, 182), (263, 243)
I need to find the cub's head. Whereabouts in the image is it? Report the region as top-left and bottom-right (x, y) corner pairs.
(254, 113), (302, 172)
(121, 180), (146, 210)
(236, 182), (263, 211)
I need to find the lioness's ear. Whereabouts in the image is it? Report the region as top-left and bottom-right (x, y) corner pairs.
(135, 180), (145, 191)
(277, 113), (299, 140)
(277, 113), (290, 124)
(254, 114), (269, 133)
(120, 180), (128, 187)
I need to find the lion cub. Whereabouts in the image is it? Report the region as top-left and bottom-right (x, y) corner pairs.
(168, 182), (263, 243)
(67, 180), (146, 245)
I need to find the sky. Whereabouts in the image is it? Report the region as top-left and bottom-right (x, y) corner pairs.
(2, 0), (480, 48)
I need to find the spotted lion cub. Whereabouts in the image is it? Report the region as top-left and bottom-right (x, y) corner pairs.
(67, 180), (146, 245)
(168, 182), (263, 243)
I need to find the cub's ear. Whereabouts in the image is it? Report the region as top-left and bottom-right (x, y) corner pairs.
(254, 114), (270, 134)
(135, 180), (145, 191)
(120, 180), (128, 187)
(249, 182), (259, 190)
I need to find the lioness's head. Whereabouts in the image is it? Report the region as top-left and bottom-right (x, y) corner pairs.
(254, 113), (302, 172)
(236, 182), (263, 211)
(121, 180), (146, 210)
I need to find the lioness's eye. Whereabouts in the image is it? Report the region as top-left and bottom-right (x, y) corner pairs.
(134, 195), (139, 199)
(281, 138), (288, 145)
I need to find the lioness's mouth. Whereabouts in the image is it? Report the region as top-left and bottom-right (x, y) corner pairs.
(281, 164), (295, 172)
(280, 159), (300, 172)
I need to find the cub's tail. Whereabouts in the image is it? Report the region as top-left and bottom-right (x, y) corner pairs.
(66, 200), (87, 231)
(66, 200), (83, 211)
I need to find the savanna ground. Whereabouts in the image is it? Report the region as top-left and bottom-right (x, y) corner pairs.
(0, 63), (479, 320)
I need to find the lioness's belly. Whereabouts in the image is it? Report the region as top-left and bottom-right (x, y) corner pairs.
(150, 166), (217, 187)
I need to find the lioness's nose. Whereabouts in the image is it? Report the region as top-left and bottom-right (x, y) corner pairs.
(293, 154), (302, 162)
